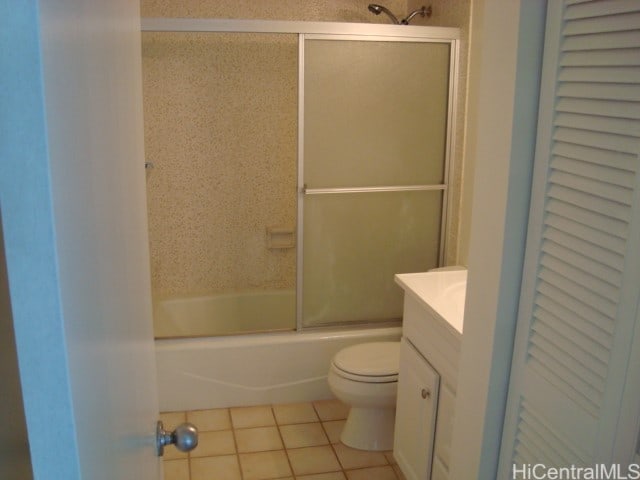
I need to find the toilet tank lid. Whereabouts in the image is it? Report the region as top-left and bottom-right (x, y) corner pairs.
(333, 341), (400, 377)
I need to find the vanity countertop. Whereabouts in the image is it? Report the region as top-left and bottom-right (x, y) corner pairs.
(395, 270), (467, 336)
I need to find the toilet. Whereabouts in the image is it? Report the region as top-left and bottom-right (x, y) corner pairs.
(327, 341), (400, 451)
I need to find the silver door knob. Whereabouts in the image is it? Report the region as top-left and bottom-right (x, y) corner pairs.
(156, 420), (198, 456)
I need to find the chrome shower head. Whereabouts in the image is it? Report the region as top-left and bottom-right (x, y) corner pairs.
(401, 5), (433, 24)
(367, 4), (400, 24)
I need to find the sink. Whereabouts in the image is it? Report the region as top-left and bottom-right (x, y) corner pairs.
(442, 280), (466, 327)
(394, 269), (467, 335)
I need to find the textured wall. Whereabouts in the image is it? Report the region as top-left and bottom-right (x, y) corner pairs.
(143, 32), (298, 298)
(408, 0), (472, 265)
(141, 0), (408, 22)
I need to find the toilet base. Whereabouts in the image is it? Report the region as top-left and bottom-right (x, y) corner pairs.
(340, 406), (396, 451)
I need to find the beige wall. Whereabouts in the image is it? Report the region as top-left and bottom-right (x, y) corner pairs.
(408, 0), (472, 265)
(141, 0), (408, 22)
(450, 0), (547, 475)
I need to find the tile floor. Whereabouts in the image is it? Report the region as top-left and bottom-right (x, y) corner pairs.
(161, 399), (406, 480)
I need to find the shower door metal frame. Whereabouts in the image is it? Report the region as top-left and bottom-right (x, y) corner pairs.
(297, 33), (460, 331)
(140, 18), (460, 333)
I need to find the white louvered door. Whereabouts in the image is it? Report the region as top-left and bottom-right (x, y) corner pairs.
(498, 0), (640, 476)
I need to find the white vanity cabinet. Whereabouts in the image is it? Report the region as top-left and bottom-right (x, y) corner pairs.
(394, 338), (440, 480)
(394, 271), (465, 480)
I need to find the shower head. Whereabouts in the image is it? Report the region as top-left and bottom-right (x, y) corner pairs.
(367, 4), (400, 24)
(401, 5), (432, 24)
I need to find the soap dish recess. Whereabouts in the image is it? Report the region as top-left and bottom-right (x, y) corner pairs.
(267, 226), (295, 249)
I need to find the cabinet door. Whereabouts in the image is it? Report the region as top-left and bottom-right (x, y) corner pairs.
(431, 457), (449, 480)
(394, 338), (440, 480)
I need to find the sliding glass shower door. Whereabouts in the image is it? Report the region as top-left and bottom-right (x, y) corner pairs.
(300, 37), (452, 328)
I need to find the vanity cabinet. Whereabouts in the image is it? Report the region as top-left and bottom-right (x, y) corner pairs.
(394, 271), (465, 480)
(394, 338), (440, 480)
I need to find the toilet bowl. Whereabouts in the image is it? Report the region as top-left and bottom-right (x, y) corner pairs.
(327, 341), (400, 451)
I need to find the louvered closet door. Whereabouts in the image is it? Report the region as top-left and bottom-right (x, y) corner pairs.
(498, 0), (640, 476)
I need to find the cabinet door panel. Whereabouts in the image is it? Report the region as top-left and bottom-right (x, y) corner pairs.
(394, 338), (440, 480)
(431, 456), (449, 480)
(433, 383), (456, 469)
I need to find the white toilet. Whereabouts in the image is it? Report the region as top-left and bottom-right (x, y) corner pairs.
(327, 341), (400, 451)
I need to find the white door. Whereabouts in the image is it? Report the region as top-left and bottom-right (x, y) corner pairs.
(1, 1), (161, 479)
(498, 0), (640, 475)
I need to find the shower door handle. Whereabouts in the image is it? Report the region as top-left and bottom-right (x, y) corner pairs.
(155, 420), (198, 456)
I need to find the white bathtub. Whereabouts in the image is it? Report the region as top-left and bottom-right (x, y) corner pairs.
(153, 290), (296, 338)
(156, 326), (402, 412)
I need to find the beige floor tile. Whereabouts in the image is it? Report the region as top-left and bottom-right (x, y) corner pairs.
(235, 426), (283, 453)
(298, 472), (347, 480)
(230, 405), (276, 429)
(187, 408), (231, 432)
(190, 455), (241, 480)
(346, 466), (397, 480)
(333, 443), (389, 470)
(160, 411), (187, 430)
(280, 423), (328, 449)
(313, 399), (349, 421)
(273, 402), (319, 425)
(190, 430), (236, 457)
(163, 446), (189, 461)
(239, 450), (292, 480)
(322, 420), (345, 444)
(163, 459), (189, 480)
(287, 445), (342, 476)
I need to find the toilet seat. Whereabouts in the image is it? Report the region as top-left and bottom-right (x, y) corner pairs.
(331, 342), (400, 383)
(328, 341), (400, 450)
(331, 363), (398, 383)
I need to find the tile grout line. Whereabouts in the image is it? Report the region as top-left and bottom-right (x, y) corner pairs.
(315, 401), (349, 480)
(229, 408), (244, 480)
(314, 400), (350, 479)
(277, 402), (339, 479)
(165, 402), (405, 480)
(315, 406), (401, 480)
(271, 404), (298, 480)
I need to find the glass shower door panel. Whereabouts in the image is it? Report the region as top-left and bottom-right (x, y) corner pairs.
(142, 32), (298, 338)
(302, 190), (442, 327)
(304, 40), (450, 188)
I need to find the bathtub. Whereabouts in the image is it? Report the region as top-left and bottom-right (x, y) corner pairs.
(156, 326), (402, 412)
(153, 290), (296, 338)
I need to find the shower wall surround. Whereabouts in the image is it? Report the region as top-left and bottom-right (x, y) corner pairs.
(141, 0), (472, 268)
(143, 32), (298, 298)
(141, 0), (409, 23)
(141, 0), (411, 301)
(141, 0), (467, 337)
